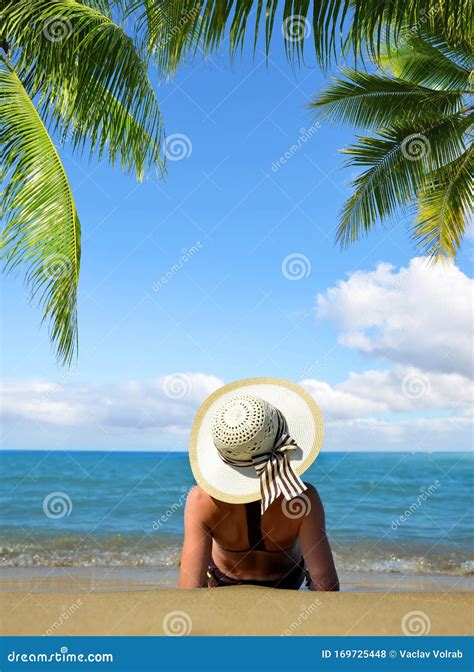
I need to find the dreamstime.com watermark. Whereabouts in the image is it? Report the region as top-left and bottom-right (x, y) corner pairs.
(164, 133), (192, 161)
(281, 252), (311, 280)
(7, 645), (113, 664)
(161, 372), (192, 399)
(281, 598), (322, 635)
(398, 3), (441, 46)
(42, 16), (72, 42)
(33, 361), (80, 410)
(152, 487), (190, 530)
(43, 600), (83, 636)
(154, 4), (201, 47)
(401, 133), (430, 161)
(281, 493), (312, 519)
(162, 610), (192, 636)
(401, 610), (432, 636)
(391, 481), (441, 530)
(43, 492), (73, 519)
(153, 242), (202, 291)
(401, 372), (431, 400)
(271, 123), (321, 172)
(281, 15), (311, 43)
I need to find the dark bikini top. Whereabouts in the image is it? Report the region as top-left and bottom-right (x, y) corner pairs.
(217, 500), (295, 554)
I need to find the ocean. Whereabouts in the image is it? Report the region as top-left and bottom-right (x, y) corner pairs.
(1, 451), (472, 592)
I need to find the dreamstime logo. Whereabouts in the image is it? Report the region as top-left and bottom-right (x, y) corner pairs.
(401, 134), (430, 161)
(162, 610), (192, 636)
(152, 241), (202, 291)
(271, 123), (321, 172)
(42, 16), (72, 42)
(43, 492), (73, 519)
(401, 610), (431, 636)
(43, 599), (83, 636)
(162, 373), (192, 399)
(32, 362), (80, 412)
(401, 372), (431, 399)
(155, 4), (202, 47)
(281, 493), (311, 519)
(281, 15), (311, 42)
(281, 253), (311, 280)
(299, 358), (327, 380)
(43, 254), (73, 280)
(391, 480), (441, 530)
(398, 4), (441, 47)
(153, 487), (190, 530)
(164, 134), (192, 161)
(281, 598), (322, 635)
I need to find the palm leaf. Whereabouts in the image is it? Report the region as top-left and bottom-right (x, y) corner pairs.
(311, 69), (464, 128)
(378, 28), (473, 91)
(0, 58), (81, 365)
(123, 0), (202, 75)
(4, 0), (164, 180)
(133, 0), (473, 69)
(415, 145), (474, 258)
(337, 113), (470, 248)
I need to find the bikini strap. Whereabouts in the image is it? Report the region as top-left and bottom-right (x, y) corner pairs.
(245, 500), (266, 551)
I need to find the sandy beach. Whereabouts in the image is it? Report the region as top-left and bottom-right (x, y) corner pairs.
(1, 588), (472, 637)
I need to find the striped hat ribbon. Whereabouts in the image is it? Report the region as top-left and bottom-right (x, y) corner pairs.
(216, 409), (307, 513)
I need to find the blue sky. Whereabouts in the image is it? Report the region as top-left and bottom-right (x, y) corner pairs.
(2, 36), (473, 452)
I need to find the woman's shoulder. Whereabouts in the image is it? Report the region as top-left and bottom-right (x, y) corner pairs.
(301, 482), (324, 511)
(185, 485), (218, 514)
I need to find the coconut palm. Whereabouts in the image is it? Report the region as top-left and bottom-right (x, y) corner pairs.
(2, 1), (472, 365)
(311, 27), (473, 259)
(135, 0), (472, 72)
(1, 0), (166, 365)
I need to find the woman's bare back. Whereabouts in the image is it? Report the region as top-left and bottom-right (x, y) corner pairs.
(180, 483), (339, 590)
(207, 492), (303, 580)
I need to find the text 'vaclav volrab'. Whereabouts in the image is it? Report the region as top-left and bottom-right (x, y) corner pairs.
(400, 649), (463, 659)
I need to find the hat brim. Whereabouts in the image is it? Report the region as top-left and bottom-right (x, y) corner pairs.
(189, 377), (323, 504)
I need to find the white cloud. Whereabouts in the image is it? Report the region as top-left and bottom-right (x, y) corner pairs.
(2, 258), (472, 452)
(316, 257), (473, 377)
(321, 415), (472, 451)
(2, 366), (472, 452)
(1, 374), (223, 432)
(301, 367), (473, 420)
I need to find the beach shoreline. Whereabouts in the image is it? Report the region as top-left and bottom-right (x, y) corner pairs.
(1, 566), (472, 594)
(0, 588), (472, 636)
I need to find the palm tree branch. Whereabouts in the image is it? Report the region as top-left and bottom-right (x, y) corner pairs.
(0, 57), (80, 365)
(133, 0), (473, 69)
(337, 112), (470, 248)
(378, 27), (473, 90)
(5, 0), (164, 179)
(414, 145), (474, 258)
(312, 69), (464, 128)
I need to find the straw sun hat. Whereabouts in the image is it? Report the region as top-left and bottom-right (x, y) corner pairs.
(189, 378), (323, 511)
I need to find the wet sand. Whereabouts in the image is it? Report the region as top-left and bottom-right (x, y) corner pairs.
(1, 566), (472, 593)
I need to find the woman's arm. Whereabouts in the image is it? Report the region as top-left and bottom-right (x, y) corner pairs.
(179, 487), (213, 588)
(298, 484), (339, 591)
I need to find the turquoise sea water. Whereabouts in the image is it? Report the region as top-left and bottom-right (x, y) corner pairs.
(1, 451), (472, 578)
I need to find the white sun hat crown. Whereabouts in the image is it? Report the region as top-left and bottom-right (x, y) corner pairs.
(190, 378), (324, 508)
(211, 394), (279, 461)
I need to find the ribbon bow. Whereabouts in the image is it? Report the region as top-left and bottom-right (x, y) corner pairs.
(216, 409), (307, 513)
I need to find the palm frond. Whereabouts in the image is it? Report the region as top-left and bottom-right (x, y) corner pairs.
(0, 58), (81, 365)
(337, 113), (470, 248)
(131, 0), (473, 69)
(312, 69), (464, 128)
(414, 145), (474, 258)
(379, 28), (473, 91)
(4, 0), (164, 180)
(123, 0), (202, 75)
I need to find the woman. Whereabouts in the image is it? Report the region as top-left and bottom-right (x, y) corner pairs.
(180, 378), (339, 591)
